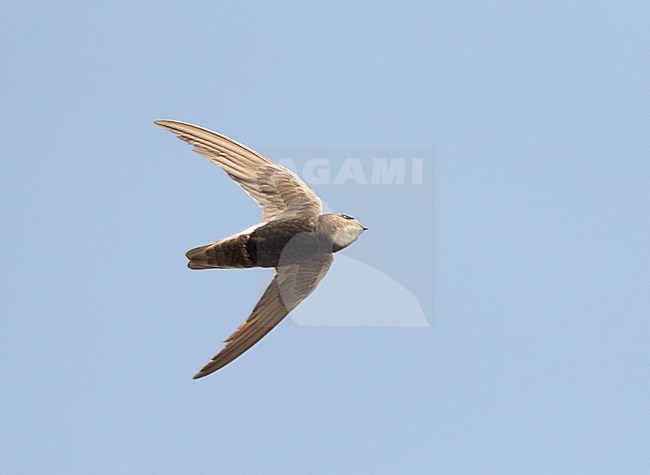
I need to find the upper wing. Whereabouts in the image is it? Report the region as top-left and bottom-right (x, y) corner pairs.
(193, 255), (334, 379)
(155, 120), (323, 221)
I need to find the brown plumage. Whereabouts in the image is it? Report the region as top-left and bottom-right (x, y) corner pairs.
(186, 234), (255, 269)
(155, 120), (367, 378)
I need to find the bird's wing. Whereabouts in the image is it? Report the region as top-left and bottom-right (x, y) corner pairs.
(155, 120), (323, 221)
(193, 254), (334, 379)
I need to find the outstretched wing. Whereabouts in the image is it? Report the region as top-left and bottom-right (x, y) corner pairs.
(193, 255), (333, 379)
(155, 120), (322, 221)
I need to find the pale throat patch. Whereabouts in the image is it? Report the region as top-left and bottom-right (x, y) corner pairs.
(333, 225), (363, 249)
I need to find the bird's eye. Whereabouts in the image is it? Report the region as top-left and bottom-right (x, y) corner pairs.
(341, 214), (354, 220)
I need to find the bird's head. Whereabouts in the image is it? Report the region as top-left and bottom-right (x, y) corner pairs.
(320, 213), (367, 251)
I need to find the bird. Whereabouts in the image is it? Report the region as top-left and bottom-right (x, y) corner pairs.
(155, 120), (367, 379)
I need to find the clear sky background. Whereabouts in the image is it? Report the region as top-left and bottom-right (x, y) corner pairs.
(1, 1), (648, 473)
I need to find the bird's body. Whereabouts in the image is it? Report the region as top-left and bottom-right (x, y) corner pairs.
(155, 120), (367, 379)
(187, 214), (362, 270)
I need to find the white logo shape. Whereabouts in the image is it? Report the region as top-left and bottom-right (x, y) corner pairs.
(290, 254), (430, 327)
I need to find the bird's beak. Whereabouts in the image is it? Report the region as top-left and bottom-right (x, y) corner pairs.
(362, 226), (369, 231)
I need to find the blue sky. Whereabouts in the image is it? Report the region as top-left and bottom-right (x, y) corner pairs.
(1, 1), (649, 473)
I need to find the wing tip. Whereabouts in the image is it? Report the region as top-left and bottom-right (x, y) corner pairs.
(154, 119), (175, 130)
(192, 362), (222, 380)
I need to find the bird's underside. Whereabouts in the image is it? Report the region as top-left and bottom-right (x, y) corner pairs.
(186, 216), (319, 269)
(185, 217), (335, 378)
(155, 120), (353, 379)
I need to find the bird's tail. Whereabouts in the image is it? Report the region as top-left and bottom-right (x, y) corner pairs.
(186, 234), (256, 270)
